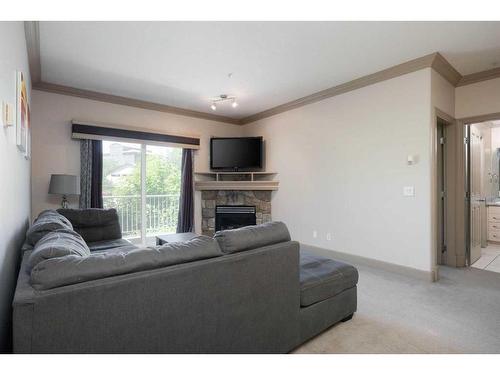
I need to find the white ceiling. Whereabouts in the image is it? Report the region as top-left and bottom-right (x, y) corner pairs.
(40, 21), (500, 119)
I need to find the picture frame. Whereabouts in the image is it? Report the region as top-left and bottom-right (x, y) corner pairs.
(16, 71), (30, 158)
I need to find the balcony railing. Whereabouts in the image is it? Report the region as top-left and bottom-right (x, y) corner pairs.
(103, 194), (180, 238)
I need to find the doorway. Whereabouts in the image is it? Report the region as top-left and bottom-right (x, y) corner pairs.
(465, 119), (500, 273)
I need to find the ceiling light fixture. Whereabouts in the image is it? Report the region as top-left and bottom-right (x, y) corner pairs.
(210, 94), (238, 111)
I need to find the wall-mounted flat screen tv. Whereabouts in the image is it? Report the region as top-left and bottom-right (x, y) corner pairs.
(210, 137), (263, 170)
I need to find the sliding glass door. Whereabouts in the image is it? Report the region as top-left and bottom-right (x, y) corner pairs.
(145, 145), (182, 243)
(102, 140), (181, 245)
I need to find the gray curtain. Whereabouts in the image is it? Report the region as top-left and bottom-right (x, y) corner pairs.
(80, 139), (103, 209)
(79, 140), (92, 209)
(177, 149), (194, 233)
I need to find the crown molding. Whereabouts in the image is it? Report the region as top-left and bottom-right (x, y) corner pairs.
(32, 81), (241, 125)
(24, 21), (41, 84)
(430, 52), (462, 86)
(457, 111), (500, 124)
(25, 21), (239, 125)
(457, 66), (500, 87)
(240, 53), (447, 125)
(24, 21), (500, 127)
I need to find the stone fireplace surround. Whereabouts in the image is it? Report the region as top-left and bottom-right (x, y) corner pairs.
(201, 190), (272, 236)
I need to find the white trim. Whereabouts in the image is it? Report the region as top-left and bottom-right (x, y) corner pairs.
(140, 144), (147, 245)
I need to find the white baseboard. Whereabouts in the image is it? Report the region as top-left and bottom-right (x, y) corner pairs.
(301, 243), (437, 282)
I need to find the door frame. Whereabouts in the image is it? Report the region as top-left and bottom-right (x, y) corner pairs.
(432, 108), (464, 273)
(450, 112), (500, 267)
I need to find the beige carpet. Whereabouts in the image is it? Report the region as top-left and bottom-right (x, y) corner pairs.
(294, 251), (500, 354)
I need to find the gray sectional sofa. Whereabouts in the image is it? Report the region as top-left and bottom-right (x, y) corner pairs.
(13, 208), (358, 353)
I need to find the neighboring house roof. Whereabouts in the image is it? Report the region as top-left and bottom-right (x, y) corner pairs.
(106, 164), (135, 178)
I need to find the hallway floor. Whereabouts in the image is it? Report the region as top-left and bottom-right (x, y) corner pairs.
(471, 244), (500, 273)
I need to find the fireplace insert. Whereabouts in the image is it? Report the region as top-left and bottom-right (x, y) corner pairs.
(215, 205), (256, 232)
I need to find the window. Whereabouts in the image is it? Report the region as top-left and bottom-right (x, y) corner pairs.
(102, 140), (182, 245)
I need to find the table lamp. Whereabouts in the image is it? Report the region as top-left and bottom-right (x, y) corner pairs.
(48, 174), (80, 208)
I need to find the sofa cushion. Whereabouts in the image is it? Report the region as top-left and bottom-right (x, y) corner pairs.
(25, 210), (73, 246)
(30, 235), (223, 290)
(299, 251), (359, 307)
(27, 228), (90, 272)
(57, 208), (122, 243)
(214, 221), (291, 254)
(87, 238), (138, 253)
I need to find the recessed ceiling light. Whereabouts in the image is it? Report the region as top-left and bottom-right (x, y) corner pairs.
(210, 103), (217, 111)
(231, 99), (238, 108)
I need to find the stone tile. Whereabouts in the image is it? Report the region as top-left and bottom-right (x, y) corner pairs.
(262, 214), (272, 223)
(208, 218), (215, 228)
(225, 193), (245, 205)
(244, 196), (259, 206)
(202, 230), (214, 237)
(471, 254), (497, 269)
(202, 191), (217, 200)
(484, 256), (500, 273)
(260, 201), (271, 214)
(202, 208), (215, 218)
(205, 200), (215, 209)
(254, 191), (271, 202)
(483, 247), (500, 256)
(216, 196), (227, 205)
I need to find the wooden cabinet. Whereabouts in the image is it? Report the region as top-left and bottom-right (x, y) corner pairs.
(488, 206), (500, 242)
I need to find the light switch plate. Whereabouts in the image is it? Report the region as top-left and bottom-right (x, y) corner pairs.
(2, 101), (14, 127)
(403, 186), (415, 197)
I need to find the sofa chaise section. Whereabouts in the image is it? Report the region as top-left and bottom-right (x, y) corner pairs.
(298, 251), (358, 343)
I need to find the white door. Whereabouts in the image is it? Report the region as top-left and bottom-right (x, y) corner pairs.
(470, 126), (483, 264)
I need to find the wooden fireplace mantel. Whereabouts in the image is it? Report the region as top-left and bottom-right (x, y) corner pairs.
(194, 171), (279, 191)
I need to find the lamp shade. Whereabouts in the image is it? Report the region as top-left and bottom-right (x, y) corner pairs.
(48, 174), (80, 195)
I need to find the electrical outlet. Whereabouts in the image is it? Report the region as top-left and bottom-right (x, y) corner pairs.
(326, 233), (332, 241)
(312, 230), (317, 238)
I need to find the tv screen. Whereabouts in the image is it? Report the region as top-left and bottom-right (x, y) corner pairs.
(210, 137), (263, 170)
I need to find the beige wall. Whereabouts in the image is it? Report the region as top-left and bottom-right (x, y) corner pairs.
(456, 77), (500, 119)
(0, 22), (31, 352)
(30, 91), (242, 233)
(243, 69), (434, 272)
(431, 69), (455, 118)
